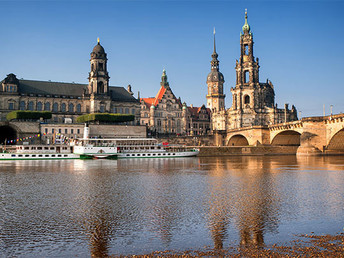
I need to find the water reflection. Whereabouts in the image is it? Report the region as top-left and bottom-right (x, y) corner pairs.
(0, 156), (344, 256)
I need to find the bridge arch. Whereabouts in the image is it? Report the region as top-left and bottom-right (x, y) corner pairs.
(0, 125), (18, 145)
(227, 134), (249, 146)
(327, 128), (344, 152)
(271, 130), (301, 146)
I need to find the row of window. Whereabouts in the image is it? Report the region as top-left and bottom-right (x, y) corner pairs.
(44, 128), (81, 135)
(12, 101), (83, 113)
(8, 101), (137, 114)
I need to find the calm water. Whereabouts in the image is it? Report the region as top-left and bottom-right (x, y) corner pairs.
(0, 156), (344, 256)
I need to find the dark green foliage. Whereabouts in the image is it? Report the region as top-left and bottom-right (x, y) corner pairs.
(6, 111), (52, 121)
(76, 113), (135, 123)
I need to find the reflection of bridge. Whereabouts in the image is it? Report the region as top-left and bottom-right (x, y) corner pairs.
(216, 113), (344, 154)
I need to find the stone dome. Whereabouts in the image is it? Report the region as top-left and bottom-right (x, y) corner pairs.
(93, 42), (105, 54)
(207, 70), (224, 82)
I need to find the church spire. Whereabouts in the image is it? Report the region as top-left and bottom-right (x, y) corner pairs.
(211, 28), (219, 71)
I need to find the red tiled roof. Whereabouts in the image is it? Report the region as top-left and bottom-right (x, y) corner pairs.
(141, 86), (166, 108)
(153, 86), (166, 106)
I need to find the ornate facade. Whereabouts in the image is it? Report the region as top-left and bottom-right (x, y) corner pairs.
(0, 40), (140, 124)
(210, 11), (298, 131)
(140, 70), (210, 135)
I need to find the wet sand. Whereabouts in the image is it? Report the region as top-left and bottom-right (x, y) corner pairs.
(117, 233), (344, 257)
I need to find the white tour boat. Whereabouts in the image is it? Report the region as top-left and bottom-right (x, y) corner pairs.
(0, 145), (79, 160)
(73, 137), (199, 159)
(73, 138), (119, 159)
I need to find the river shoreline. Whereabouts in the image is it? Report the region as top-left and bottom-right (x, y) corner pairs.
(117, 233), (344, 257)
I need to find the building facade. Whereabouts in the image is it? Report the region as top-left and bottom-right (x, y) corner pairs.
(140, 70), (211, 135)
(209, 11), (298, 131)
(0, 40), (140, 124)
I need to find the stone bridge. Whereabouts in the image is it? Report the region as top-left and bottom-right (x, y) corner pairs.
(215, 113), (344, 154)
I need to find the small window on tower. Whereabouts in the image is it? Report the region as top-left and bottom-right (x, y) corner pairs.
(99, 63), (104, 71)
(244, 95), (250, 104)
(245, 45), (249, 55)
(244, 71), (249, 83)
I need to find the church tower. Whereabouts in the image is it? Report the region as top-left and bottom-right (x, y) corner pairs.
(206, 29), (225, 113)
(231, 10), (260, 112)
(86, 38), (110, 96)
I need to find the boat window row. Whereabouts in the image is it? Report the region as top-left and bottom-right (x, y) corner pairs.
(125, 153), (176, 157)
(10, 154), (69, 158)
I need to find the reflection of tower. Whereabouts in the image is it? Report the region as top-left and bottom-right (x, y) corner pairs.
(231, 156), (279, 247)
(207, 158), (230, 250)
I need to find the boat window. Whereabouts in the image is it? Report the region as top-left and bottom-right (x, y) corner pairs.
(24, 147), (30, 150)
(32, 155), (36, 157)
(131, 154), (135, 156)
(126, 154), (130, 156)
(148, 154), (151, 156)
(137, 154), (140, 156)
(153, 154), (156, 156)
(52, 155), (55, 157)
(37, 147), (42, 150)
(32, 147), (36, 150)
(58, 155), (62, 157)
(44, 147), (49, 150)
(163, 153), (166, 155)
(18, 155), (23, 157)
(25, 155), (29, 157)
(64, 155), (68, 157)
(38, 155), (42, 157)
(11, 154), (16, 157)
(142, 154), (145, 156)
(50, 147), (54, 150)
(173, 153), (175, 155)
(45, 155), (49, 157)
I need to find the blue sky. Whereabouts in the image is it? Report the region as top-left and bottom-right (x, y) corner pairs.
(0, 0), (343, 117)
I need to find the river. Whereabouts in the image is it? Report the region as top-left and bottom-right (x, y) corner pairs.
(0, 156), (344, 256)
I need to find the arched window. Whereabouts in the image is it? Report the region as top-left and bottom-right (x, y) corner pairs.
(44, 102), (51, 111)
(61, 103), (66, 112)
(100, 105), (105, 113)
(244, 95), (250, 105)
(28, 101), (34, 111)
(53, 103), (58, 112)
(98, 81), (104, 94)
(76, 104), (81, 113)
(20, 101), (26, 110)
(37, 101), (43, 111)
(125, 108), (129, 114)
(119, 108), (123, 114)
(244, 71), (249, 83)
(131, 108), (135, 114)
(68, 103), (74, 113)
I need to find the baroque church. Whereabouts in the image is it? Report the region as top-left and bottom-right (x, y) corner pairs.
(140, 70), (211, 135)
(0, 39), (140, 124)
(208, 11), (298, 131)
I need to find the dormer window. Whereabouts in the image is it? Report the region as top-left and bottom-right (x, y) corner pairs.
(6, 85), (16, 92)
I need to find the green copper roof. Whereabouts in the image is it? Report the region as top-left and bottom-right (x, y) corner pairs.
(242, 9), (250, 34)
